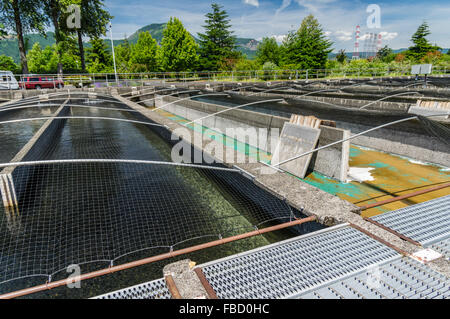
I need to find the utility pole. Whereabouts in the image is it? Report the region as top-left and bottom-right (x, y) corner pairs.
(109, 22), (119, 86)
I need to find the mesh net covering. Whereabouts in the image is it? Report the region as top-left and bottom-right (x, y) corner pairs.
(0, 95), (298, 287)
(417, 115), (450, 147)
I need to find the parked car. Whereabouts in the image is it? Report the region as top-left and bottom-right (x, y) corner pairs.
(19, 76), (64, 90)
(0, 71), (19, 90)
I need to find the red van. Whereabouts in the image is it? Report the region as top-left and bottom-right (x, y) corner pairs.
(20, 76), (64, 90)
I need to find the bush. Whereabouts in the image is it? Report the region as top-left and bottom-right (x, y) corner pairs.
(0, 55), (19, 73)
(260, 61), (278, 80)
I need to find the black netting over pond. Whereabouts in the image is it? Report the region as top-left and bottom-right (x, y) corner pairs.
(0, 96), (309, 290)
(0, 162), (297, 285)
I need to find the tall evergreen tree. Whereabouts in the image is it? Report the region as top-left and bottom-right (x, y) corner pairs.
(281, 14), (332, 69)
(256, 37), (280, 66)
(407, 21), (440, 61)
(0, 0), (46, 73)
(336, 49), (347, 63)
(115, 37), (131, 72)
(86, 36), (112, 72)
(197, 3), (238, 71)
(128, 31), (158, 73)
(157, 17), (198, 72)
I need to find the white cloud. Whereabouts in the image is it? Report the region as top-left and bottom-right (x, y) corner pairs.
(294, 0), (337, 12)
(335, 30), (353, 42)
(272, 34), (287, 43)
(243, 0), (259, 7)
(276, 0), (292, 15)
(379, 31), (398, 41)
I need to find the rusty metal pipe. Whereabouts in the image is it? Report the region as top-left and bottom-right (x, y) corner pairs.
(0, 216), (316, 299)
(349, 223), (410, 256)
(359, 182), (450, 211)
(194, 267), (218, 299)
(164, 275), (181, 299)
(363, 217), (422, 246)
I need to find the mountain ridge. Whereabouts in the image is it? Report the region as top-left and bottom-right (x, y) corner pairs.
(0, 23), (260, 63)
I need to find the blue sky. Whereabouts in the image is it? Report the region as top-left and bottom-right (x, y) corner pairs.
(104, 0), (450, 51)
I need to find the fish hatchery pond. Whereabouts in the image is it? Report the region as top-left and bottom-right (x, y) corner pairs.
(0, 96), (322, 298)
(191, 95), (450, 217)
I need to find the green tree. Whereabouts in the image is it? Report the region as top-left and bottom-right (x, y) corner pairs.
(336, 49), (347, 63)
(115, 37), (132, 72)
(0, 22), (6, 38)
(157, 17), (198, 72)
(45, 0), (66, 74)
(27, 43), (54, 73)
(261, 61), (278, 80)
(61, 0), (111, 72)
(197, 3), (238, 71)
(86, 36), (112, 73)
(281, 14), (332, 69)
(407, 21), (441, 61)
(233, 58), (260, 71)
(256, 37), (280, 66)
(129, 31), (158, 72)
(376, 45), (394, 62)
(27, 41), (79, 73)
(0, 0), (46, 73)
(0, 55), (19, 73)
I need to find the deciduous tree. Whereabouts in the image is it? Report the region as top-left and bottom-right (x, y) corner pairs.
(256, 37), (280, 66)
(128, 31), (158, 73)
(0, 0), (46, 73)
(157, 17), (198, 72)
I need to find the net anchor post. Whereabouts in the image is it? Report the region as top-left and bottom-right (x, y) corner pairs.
(0, 173), (21, 233)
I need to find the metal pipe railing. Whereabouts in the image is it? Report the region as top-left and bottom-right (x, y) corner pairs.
(358, 182), (450, 211)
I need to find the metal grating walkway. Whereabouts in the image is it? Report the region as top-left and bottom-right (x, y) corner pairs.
(296, 257), (450, 299)
(371, 195), (450, 245)
(429, 238), (450, 260)
(93, 278), (171, 299)
(200, 225), (399, 299)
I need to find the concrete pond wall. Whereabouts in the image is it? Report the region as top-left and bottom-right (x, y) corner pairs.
(207, 93), (450, 167)
(155, 95), (350, 182)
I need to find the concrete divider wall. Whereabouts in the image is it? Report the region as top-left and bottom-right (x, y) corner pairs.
(241, 91), (412, 112)
(157, 95), (283, 153)
(310, 126), (350, 182)
(1, 101), (70, 208)
(208, 93), (450, 167)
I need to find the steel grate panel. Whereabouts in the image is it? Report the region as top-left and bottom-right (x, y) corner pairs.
(93, 278), (171, 299)
(371, 195), (450, 245)
(429, 238), (450, 260)
(297, 257), (450, 299)
(201, 226), (399, 299)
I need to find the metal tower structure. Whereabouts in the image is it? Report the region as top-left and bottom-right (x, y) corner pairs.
(352, 25), (361, 60)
